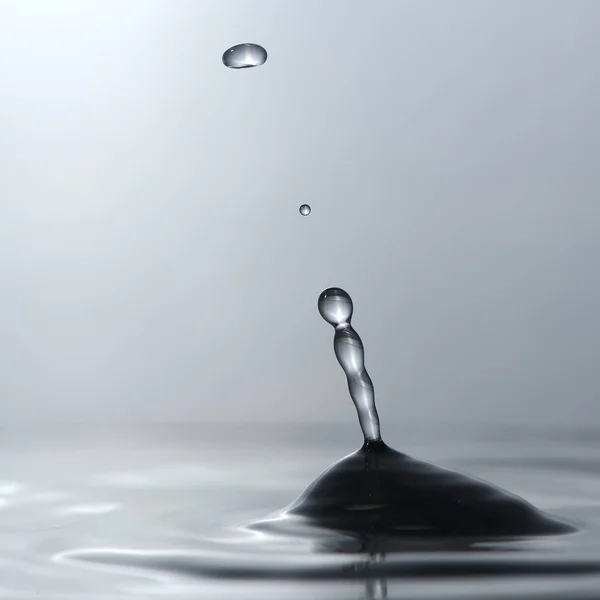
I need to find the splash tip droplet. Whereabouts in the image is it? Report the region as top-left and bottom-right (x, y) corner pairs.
(318, 288), (353, 326)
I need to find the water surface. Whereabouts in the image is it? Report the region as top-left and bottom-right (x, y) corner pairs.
(1, 421), (600, 599)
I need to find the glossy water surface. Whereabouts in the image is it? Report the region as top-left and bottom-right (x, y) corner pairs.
(2, 421), (600, 599)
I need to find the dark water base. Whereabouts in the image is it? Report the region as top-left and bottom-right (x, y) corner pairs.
(285, 440), (575, 547)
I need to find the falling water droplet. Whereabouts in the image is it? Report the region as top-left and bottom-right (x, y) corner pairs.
(222, 43), (267, 69)
(318, 288), (381, 443)
(299, 204), (311, 216)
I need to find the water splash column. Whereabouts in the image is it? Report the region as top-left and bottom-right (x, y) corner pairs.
(318, 288), (382, 443)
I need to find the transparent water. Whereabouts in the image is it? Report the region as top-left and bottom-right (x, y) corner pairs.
(2, 421), (600, 599)
(318, 288), (381, 443)
(222, 43), (267, 69)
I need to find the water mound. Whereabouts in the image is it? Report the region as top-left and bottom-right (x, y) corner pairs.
(285, 441), (574, 547)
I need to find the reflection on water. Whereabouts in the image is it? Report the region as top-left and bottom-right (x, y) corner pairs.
(1, 421), (600, 599)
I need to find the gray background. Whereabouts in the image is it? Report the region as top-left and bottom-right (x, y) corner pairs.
(1, 0), (598, 427)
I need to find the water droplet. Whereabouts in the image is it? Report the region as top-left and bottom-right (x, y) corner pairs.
(222, 43), (267, 69)
(299, 204), (311, 216)
(318, 288), (381, 442)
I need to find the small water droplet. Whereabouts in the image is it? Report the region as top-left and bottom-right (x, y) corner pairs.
(318, 288), (381, 442)
(222, 43), (267, 69)
(299, 204), (311, 216)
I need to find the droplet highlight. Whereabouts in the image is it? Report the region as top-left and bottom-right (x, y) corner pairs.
(222, 43), (267, 69)
(318, 288), (381, 443)
(299, 204), (311, 216)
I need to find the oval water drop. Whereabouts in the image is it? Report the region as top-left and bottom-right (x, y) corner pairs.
(222, 43), (267, 69)
(299, 204), (311, 216)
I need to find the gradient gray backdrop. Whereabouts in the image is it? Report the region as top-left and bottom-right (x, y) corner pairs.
(1, 0), (598, 427)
